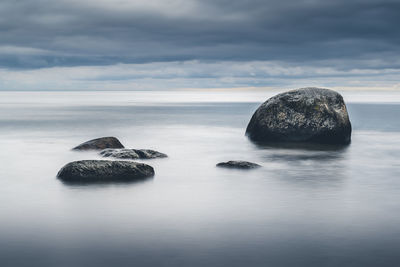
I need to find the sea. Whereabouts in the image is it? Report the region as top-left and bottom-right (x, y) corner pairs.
(0, 90), (400, 267)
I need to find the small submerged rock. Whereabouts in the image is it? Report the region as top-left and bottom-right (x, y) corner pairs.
(57, 160), (154, 183)
(216, 161), (261, 169)
(73, 137), (124, 151)
(100, 148), (167, 159)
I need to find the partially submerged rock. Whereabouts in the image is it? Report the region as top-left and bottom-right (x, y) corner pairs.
(216, 161), (261, 169)
(57, 160), (154, 183)
(73, 137), (124, 151)
(100, 148), (168, 159)
(246, 88), (352, 145)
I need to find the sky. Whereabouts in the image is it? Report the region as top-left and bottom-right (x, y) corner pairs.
(0, 0), (399, 90)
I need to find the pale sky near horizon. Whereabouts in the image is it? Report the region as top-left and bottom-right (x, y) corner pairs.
(0, 0), (399, 91)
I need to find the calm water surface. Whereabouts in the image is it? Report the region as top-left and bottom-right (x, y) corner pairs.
(0, 90), (400, 267)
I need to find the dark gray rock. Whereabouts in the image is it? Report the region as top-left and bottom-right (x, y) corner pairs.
(57, 160), (154, 183)
(246, 88), (352, 145)
(73, 137), (124, 151)
(216, 161), (261, 169)
(100, 148), (168, 159)
(135, 149), (168, 159)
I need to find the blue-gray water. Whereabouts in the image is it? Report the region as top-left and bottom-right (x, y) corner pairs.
(1, 91), (400, 267)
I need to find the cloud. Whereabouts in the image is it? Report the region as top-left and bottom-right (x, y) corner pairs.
(1, 60), (399, 91)
(0, 0), (399, 89)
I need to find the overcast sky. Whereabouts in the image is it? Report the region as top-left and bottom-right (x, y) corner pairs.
(0, 0), (399, 90)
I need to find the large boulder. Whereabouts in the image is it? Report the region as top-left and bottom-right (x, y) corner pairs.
(216, 161), (261, 169)
(100, 148), (168, 159)
(246, 88), (352, 145)
(57, 160), (154, 183)
(73, 137), (124, 151)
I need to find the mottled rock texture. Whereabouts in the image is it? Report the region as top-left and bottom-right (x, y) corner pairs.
(100, 148), (167, 159)
(57, 160), (154, 183)
(216, 161), (261, 169)
(246, 88), (351, 145)
(73, 137), (124, 151)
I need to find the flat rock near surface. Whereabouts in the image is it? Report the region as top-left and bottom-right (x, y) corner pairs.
(216, 161), (261, 169)
(100, 148), (168, 159)
(73, 137), (124, 151)
(246, 88), (352, 145)
(57, 160), (154, 183)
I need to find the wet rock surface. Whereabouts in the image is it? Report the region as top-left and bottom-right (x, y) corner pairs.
(73, 137), (124, 151)
(57, 160), (154, 183)
(216, 161), (261, 169)
(246, 88), (352, 145)
(100, 148), (168, 159)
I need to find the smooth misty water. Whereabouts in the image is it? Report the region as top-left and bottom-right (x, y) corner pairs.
(0, 91), (400, 267)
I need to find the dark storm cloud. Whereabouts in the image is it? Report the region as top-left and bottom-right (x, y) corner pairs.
(0, 0), (399, 69)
